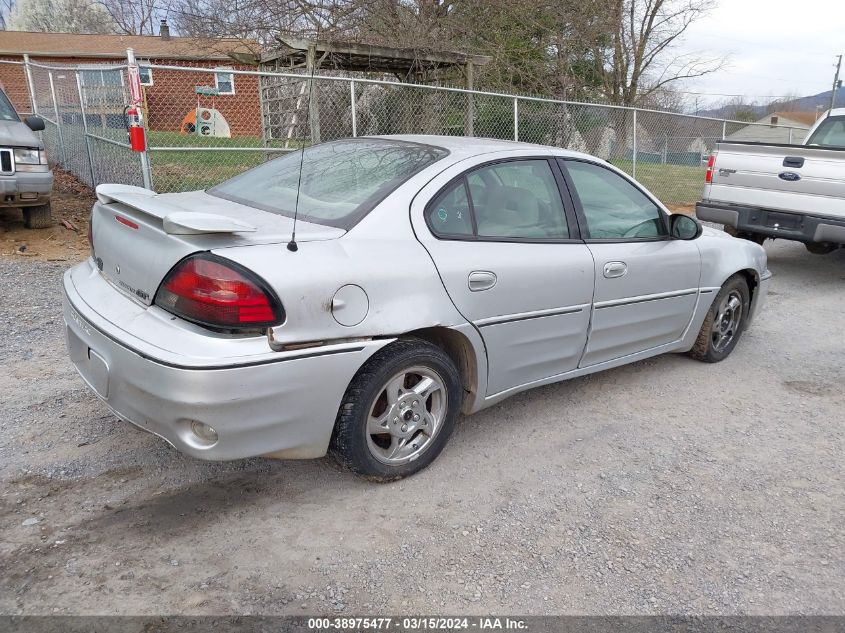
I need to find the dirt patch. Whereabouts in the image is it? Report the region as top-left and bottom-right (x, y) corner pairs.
(667, 204), (695, 215)
(0, 169), (94, 263)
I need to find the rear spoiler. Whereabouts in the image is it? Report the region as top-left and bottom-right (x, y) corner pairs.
(94, 184), (256, 235)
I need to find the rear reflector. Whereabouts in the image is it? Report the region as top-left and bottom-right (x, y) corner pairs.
(705, 154), (716, 184)
(115, 215), (139, 230)
(155, 254), (284, 329)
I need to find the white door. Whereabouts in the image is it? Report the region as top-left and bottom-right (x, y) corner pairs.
(559, 159), (702, 367)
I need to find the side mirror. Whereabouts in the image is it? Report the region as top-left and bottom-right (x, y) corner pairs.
(669, 213), (702, 240)
(25, 115), (45, 132)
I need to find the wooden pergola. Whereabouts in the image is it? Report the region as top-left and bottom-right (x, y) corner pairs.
(259, 37), (491, 140)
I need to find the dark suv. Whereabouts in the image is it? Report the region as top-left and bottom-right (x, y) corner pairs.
(0, 87), (52, 228)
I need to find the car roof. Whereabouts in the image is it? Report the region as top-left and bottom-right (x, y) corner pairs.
(369, 134), (593, 161)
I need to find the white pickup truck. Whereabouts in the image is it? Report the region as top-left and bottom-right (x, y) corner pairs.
(696, 108), (845, 254)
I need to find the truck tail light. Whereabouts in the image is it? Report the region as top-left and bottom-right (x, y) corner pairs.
(705, 154), (716, 184)
(154, 254), (284, 330)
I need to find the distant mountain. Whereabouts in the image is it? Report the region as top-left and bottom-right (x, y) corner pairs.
(696, 89), (845, 120)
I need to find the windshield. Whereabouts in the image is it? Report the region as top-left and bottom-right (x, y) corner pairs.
(806, 115), (845, 148)
(0, 89), (20, 122)
(208, 138), (448, 228)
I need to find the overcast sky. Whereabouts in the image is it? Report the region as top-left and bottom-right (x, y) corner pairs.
(676, 0), (844, 108)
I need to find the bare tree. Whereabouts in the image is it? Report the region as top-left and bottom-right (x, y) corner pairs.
(589, 0), (723, 106)
(9, 0), (115, 32)
(0, 0), (15, 29)
(97, 0), (169, 35)
(173, 0), (352, 44)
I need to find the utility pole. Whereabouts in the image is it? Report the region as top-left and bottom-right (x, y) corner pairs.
(830, 54), (842, 112)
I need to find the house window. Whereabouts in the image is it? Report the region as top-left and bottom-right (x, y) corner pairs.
(214, 68), (235, 95)
(79, 66), (124, 88)
(138, 64), (153, 86)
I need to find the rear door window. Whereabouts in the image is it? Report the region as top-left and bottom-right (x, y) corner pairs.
(427, 159), (570, 240)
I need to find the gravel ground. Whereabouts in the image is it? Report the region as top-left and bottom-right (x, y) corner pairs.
(1, 239), (843, 616)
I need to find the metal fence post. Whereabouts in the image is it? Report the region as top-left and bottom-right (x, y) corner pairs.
(513, 97), (519, 141)
(464, 60), (474, 137)
(75, 71), (98, 187)
(722, 120), (727, 140)
(788, 128), (793, 144)
(47, 71), (67, 166)
(350, 80), (357, 138)
(632, 108), (638, 179)
(23, 54), (38, 116)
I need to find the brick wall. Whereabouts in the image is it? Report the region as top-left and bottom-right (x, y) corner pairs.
(0, 57), (33, 114)
(0, 55), (262, 137)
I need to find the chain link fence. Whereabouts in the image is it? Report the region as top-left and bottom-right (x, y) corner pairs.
(8, 58), (811, 208)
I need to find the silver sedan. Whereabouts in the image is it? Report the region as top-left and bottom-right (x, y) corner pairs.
(62, 136), (771, 480)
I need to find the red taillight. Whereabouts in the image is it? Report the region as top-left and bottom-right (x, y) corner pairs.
(154, 254), (284, 329)
(705, 154), (716, 184)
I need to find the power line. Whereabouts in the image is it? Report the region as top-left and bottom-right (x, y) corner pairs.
(669, 90), (811, 99)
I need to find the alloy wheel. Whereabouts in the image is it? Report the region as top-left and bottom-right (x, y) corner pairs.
(711, 290), (743, 352)
(365, 366), (447, 465)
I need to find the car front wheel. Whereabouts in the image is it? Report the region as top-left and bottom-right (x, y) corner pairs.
(689, 275), (751, 363)
(330, 339), (462, 481)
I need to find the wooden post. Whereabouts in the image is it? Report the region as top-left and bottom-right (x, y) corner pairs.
(464, 60), (474, 137)
(307, 44), (321, 144)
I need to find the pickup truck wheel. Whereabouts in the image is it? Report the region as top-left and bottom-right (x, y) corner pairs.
(330, 339), (462, 482)
(689, 276), (751, 363)
(22, 203), (53, 229)
(805, 242), (837, 255)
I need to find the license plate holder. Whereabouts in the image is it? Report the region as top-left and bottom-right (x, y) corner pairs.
(765, 211), (802, 231)
(66, 325), (110, 398)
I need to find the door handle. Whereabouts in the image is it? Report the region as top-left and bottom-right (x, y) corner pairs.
(468, 270), (497, 292)
(603, 261), (628, 278)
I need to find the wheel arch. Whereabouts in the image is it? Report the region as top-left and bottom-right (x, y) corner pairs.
(399, 326), (482, 414)
(737, 268), (759, 303)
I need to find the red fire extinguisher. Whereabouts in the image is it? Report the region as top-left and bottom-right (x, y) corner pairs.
(125, 105), (146, 152)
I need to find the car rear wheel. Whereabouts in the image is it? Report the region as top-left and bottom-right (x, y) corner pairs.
(330, 339), (462, 481)
(23, 203), (52, 229)
(689, 275), (751, 363)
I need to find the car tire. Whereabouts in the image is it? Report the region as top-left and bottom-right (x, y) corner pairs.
(330, 338), (463, 481)
(22, 203), (53, 229)
(689, 275), (751, 363)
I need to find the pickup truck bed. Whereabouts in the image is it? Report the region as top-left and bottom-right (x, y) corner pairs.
(696, 136), (845, 251)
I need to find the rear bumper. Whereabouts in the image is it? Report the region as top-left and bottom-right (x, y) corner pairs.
(696, 201), (845, 245)
(62, 261), (391, 460)
(0, 171), (52, 207)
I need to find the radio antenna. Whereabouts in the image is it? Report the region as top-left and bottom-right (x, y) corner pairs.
(287, 32), (321, 252)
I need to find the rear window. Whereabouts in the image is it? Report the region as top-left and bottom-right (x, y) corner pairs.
(806, 116), (845, 148)
(208, 138), (448, 228)
(0, 90), (20, 122)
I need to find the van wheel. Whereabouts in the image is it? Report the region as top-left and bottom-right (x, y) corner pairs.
(689, 276), (751, 363)
(23, 203), (53, 229)
(330, 339), (462, 481)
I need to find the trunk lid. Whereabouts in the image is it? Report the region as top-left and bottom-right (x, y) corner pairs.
(91, 184), (344, 306)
